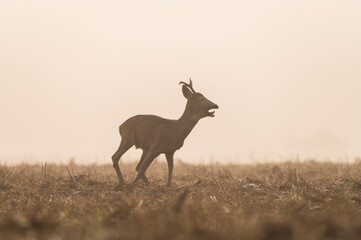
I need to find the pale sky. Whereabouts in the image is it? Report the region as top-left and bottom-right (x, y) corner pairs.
(1, 1), (360, 164)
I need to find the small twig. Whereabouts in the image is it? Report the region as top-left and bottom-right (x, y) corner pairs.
(94, 170), (98, 182)
(66, 166), (75, 181)
(66, 167), (87, 189)
(4, 168), (15, 185)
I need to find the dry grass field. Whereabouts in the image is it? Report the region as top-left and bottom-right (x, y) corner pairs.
(1, 160), (361, 240)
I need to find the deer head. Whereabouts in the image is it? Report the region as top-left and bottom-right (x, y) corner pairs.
(179, 78), (219, 119)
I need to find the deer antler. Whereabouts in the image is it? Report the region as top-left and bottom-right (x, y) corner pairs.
(179, 77), (196, 94)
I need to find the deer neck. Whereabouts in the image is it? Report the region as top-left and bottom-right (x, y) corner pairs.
(176, 106), (199, 140)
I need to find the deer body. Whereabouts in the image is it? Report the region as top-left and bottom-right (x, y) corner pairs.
(121, 114), (197, 152)
(112, 79), (218, 187)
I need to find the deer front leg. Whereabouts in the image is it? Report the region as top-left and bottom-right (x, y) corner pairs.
(133, 150), (160, 184)
(165, 152), (174, 187)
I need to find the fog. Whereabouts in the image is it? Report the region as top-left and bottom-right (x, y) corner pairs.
(1, 1), (360, 164)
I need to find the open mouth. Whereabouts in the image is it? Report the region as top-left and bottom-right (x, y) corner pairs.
(207, 104), (219, 117)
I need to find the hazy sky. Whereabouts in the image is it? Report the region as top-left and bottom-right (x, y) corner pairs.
(1, 1), (360, 164)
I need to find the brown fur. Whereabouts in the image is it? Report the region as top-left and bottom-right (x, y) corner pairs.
(111, 79), (218, 186)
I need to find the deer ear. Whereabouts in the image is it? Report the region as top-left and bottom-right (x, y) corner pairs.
(182, 85), (193, 99)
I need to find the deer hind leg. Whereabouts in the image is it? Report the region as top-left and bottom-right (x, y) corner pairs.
(133, 150), (160, 184)
(135, 149), (147, 172)
(112, 140), (133, 186)
(136, 150), (151, 184)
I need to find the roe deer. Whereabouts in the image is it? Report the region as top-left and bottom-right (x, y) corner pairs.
(112, 79), (219, 187)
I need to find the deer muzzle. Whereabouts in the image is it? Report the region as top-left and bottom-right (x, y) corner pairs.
(207, 104), (219, 117)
